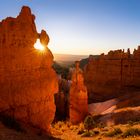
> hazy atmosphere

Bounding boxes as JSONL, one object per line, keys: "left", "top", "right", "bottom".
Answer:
{"left": 1, "top": 0, "right": 140, "bottom": 55}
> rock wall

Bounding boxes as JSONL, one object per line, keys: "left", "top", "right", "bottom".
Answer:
{"left": 0, "top": 6, "right": 58, "bottom": 131}
{"left": 69, "top": 61, "right": 88, "bottom": 124}
{"left": 84, "top": 48, "right": 140, "bottom": 103}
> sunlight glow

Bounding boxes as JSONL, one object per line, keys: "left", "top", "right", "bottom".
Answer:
{"left": 34, "top": 39, "right": 45, "bottom": 51}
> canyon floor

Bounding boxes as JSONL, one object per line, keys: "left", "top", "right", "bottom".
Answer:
{"left": 1, "top": 117, "right": 140, "bottom": 140}
{"left": 1, "top": 124, "right": 140, "bottom": 140}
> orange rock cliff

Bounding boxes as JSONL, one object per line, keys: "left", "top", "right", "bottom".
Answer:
{"left": 84, "top": 48, "right": 140, "bottom": 103}
{"left": 70, "top": 61, "right": 88, "bottom": 124}
{"left": 0, "top": 6, "right": 58, "bottom": 131}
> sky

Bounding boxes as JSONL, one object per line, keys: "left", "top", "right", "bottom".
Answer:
{"left": 0, "top": 0, "right": 140, "bottom": 55}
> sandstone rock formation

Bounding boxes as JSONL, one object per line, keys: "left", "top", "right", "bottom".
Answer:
{"left": 0, "top": 6, "right": 58, "bottom": 131}
{"left": 69, "top": 61, "right": 88, "bottom": 124}
{"left": 84, "top": 47, "right": 140, "bottom": 103}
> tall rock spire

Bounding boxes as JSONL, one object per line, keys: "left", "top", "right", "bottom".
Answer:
{"left": 69, "top": 61, "right": 88, "bottom": 124}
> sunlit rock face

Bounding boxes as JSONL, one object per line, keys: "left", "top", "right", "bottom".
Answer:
{"left": 69, "top": 61, "right": 88, "bottom": 124}
{"left": 0, "top": 6, "right": 58, "bottom": 131}
{"left": 84, "top": 48, "right": 140, "bottom": 103}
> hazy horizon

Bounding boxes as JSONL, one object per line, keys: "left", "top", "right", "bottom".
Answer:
{"left": 53, "top": 53, "right": 89, "bottom": 62}
{"left": 1, "top": 0, "right": 140, "bottom": 55}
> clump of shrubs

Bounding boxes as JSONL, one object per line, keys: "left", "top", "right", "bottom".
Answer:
{"left": 122, "top": 128, "right": 140, "bottom": 138}
{"left": 105, "top": 128, "right": 122, "bottom": 137}
{"left": 81, "top": 131, "right": 91, "bottom": 137}
{"left": 84, "top": 115, "right": 96, "bottom": 131}
{"left": 127, "top": 119, "right": 140, "bottom": 126}
{"left": 81, "top": 131, "right": 92, "bottom": 137}
{"left": 128, "top": 120, "right": 135, "bottom": 126}
{"left": 105, "top": 127, "right": 140, "bottom": 138}
{"left": 79, "top": 115, "right": 100, "bottom": 137}
{"left": 97, "top": 122, "right": 106, "bottom": 129}
{"left": 81, "top": 130, "right": 99, "bottom": 137}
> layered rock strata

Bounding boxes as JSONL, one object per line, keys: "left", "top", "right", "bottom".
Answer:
{"left": 84, "top": 48, "right": 140, "bottom": 102}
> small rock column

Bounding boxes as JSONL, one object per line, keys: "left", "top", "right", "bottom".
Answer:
{"left": 69, "top": 61, "right": 88, "bottom": 124}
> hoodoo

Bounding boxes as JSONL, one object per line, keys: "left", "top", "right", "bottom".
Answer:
{"left": 0, "top": 6, "right": 58, "bottom": 131}
{"left": 69, "top": 61, "right": 88, "bottom": 124}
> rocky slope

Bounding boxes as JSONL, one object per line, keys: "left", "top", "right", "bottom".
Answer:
{"left": 0, "top": 6, "right": 58, "bottom": 131}
{"left": 88, "top": 91, "right": 140, "bottom": 115}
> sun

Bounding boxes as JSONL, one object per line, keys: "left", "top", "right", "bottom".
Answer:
{"left": 34, "top": 39, "right": 45, "bottom": 51}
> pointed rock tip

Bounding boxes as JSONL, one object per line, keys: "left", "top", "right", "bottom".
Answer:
{"left": 19, "top": 6, "right": 32, "bottom": 17}
{"left": 21, "top": 6, "right": 31, "bottom": 13}
{"left": 19, "top": 6, "right": 35, "bottom": 20}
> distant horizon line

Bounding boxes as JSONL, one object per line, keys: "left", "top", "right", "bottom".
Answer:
{"left": 53, "top": 45, "right": 140, "bottom": 56}
{"left": 53, "top": 53, "right": 90, "bottom": 56}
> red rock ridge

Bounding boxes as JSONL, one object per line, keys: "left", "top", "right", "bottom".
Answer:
{"left": 84, "top": 47, "right": 140, "bottom": 103}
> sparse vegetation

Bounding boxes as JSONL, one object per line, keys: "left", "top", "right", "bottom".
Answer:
{"left": 97, "top": 122, "right": 106, "bottom": 129}
{"left": 81, "top": 130, "right": 99, "bottom": 137}
{"left": 128, "top": 120, "right": 135, "bottom": 126}
{"left": 122, "top": 128, "right": 140, "bottom": 138}
{"left": 53, "top": 121, "right": 79, "bottom": 132}
{"left": 81, "top": 131, "right": 91, "bottom": 137}
{"left": 127, "top": 119, "right": 140, "bottom": 126}
{"left": 77, "top": 129, "right": 85, "bottom": 135}
{"left": 51, "top": 119, "right": 140, "bottom": 139}
{"left": 105, "top": 128, "right": 122, "bottom": 137}
{"left": 77, "top": 123, "right": 85, "bottom": 134}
